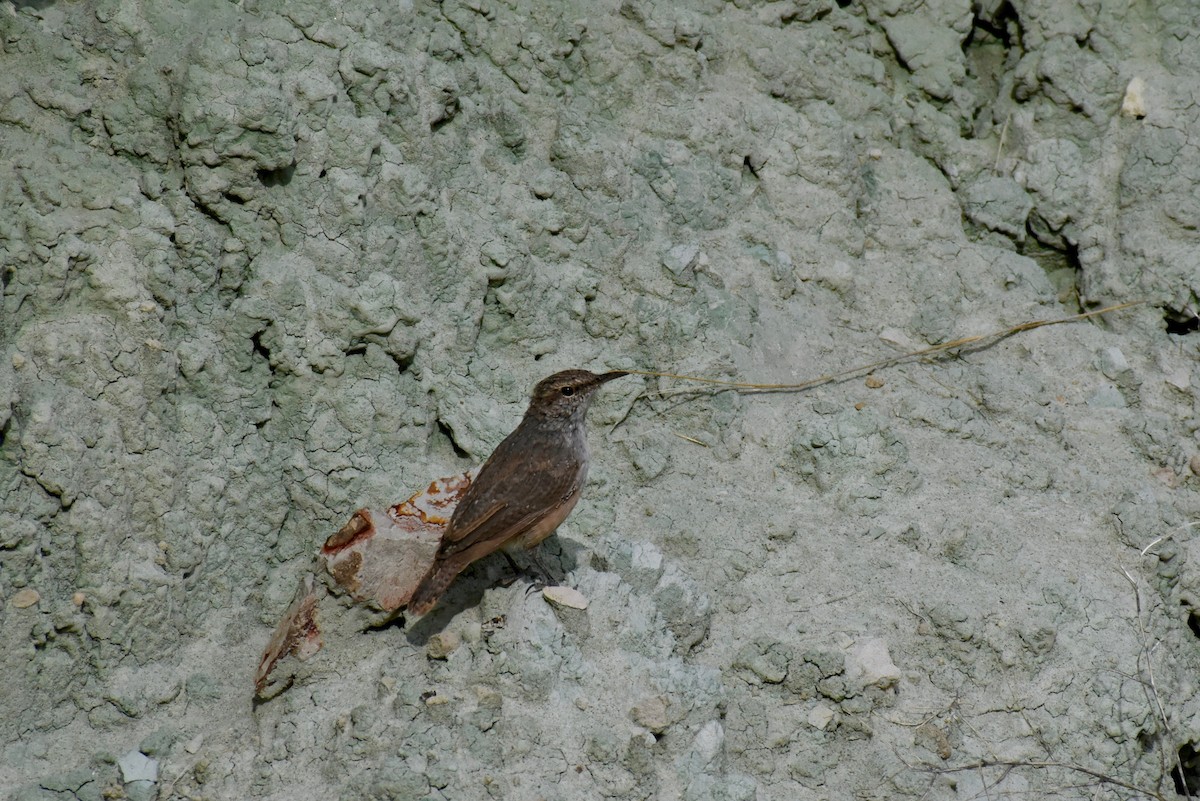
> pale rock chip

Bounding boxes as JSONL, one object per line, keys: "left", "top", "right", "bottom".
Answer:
{"left": 542, "top": 585, "right": 588, "bottom": 610}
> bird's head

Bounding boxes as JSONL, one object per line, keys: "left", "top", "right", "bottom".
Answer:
{"left": 526, "top": 369, "right": 629, "bottom": 421}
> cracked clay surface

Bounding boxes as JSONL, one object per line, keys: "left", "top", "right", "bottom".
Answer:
{"left": 2, "top": 0, "right": 1200, "bottom": 799}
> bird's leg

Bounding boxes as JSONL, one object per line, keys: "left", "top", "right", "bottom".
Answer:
{"left": 498, "top": 550, "right": 559, "bottom": 595}
{"left": 498, "top": 551, "right": 522, "bottom": 587}
{"left": 523, "top": 550, "right": 560, "bottom": 596}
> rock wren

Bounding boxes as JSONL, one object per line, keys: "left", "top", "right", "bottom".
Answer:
{"left": 408, "top": 369, "right": 629, "bottom": 615}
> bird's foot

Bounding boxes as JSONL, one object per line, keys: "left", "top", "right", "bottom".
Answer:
{"left": 525, "top": 551, "right": 558, "bottom": 593}
{"left": 500, "top": 550, "right": 557, "bottom": 595}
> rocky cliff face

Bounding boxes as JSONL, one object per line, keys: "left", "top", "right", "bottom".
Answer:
{"left": 2, "top": 0, "right": 1199, "bottom": 799}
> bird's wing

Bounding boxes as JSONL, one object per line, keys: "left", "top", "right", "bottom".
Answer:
{"left": 437, "top": 429, "right": 581, "bottom": 558}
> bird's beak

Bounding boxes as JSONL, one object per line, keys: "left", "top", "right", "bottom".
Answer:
{"left": 597, "top": 371, "right": 629, "bottom": 383}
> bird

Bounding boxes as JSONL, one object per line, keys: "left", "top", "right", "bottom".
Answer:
{"left": 407, "top": 369, "right": 629, "bottom": 615}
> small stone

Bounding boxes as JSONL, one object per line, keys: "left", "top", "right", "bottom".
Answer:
{"left": 542, "top": 585, "right": 588, "bottom": 610}
{"left": 630, "top": 696, "right": 670, "bottom": 734}
{"left": 426, "top": 631, "right": 462, "bottom": 660}
{"left": 1121, "top": 77, "right": 1147, "bottom": 118}
{"left": 689, "top": 720, "right": 724, "bottom": 764}
{"left": 865, "top": 375, "right": 884, "bottom": 389}
{"left": 844, "top": 638, "right": 901, "bottom": 690}
{"left": 12, "top": 588, "right": 39, "bottom": 608}
{"left": 11, "top": 353, "right": 25, "bottom": 369}
{"left": 808, "top": 704, "right": 835, "bottom": 730}
{"left": 664, "top": 243, "right": 699, "bottom": 272}
{"left": 184, "top": 735, "right": 203, "bottom": 754}
{"left": 1190, "top": 454, "right": 1200, "bottom": 477}
{"left": 1097, "top": 347, "right": 1130, "bottom": 380}
{"left": 118, "top": 750, "right": 158, "bottom": 783}
{"left": 72, "top": 592, "right": 86, "bottom": 606}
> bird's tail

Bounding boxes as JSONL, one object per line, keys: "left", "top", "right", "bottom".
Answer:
{"left": 408, "top": 557, "right": 466, "bottom": 615}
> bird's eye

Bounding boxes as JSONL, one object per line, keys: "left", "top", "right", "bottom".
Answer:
{"left": 560, "top": 386, "right": 574, "bottom": 396}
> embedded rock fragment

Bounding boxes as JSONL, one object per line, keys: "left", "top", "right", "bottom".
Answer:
{"left": 255, "top": 574, "right": 322, "bottom": 696}
{"left": 320, "top": 470, "right": 477, "bottom": 610}
{"left": 258, "top": 471, "right": 478, "bottom": 695}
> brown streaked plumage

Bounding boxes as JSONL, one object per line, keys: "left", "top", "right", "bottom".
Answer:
{"left": 408, "top": 369, "right": 628, "bottom": 615}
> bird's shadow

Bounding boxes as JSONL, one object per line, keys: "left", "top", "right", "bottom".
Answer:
{"left": 404, "top": 537, "right": 584, "bottom": 644}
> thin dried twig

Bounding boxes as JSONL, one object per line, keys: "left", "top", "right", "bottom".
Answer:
{"left": 919, "top": 758, "right": 1166, "bottom": 800}
{"left": 626, "top": 301, "right": 1144, "bottom": 395}
{"left": 994, "top": 113, "right": 1011, "bottom": 173}
{"left": 672, "top": 432, "right": 708, "bottom": 447}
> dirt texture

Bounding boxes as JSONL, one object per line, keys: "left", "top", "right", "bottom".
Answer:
{"left": 2, "top": 0, "right": 1200, "bottom": 799}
